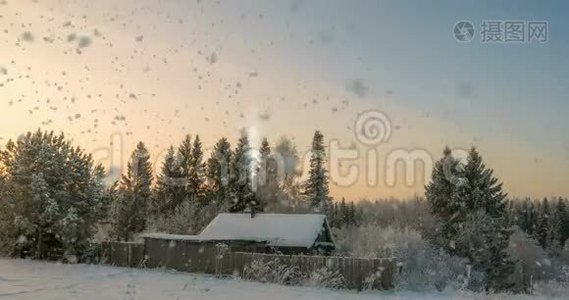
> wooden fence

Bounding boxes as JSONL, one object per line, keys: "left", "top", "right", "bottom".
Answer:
{"left": 100, "top": 241, "right": 145, "bottom": 268}
{"left": 100, "top": 240, "right": 397, "bottom": 290}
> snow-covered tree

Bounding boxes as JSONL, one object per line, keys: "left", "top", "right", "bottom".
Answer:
{"left": 557, "top": 197, "right": 569, "bottom": 247}
{"left": 206, "top": 137, "right": 233, "bottom": 210}
{"left": 229, "top": 130, "right": 257, "bottom": 213}
{"left": 0, "top": 130, "right": 106, "bottom": 259}
{"left": 272, "top": 136, "right": 303, "bottom": 211}
{"left": 188, "top": 135, "right": 206, "bottom": 204}
{"left": 425, "top": 147, "right": 464, "bottom": 244}
{"left": 425, "top": 147, "right": 514, "bottom": 291}
{"left": 256, "top": 138, "right": 279, "bottom": 211}
{"left": 303, "top": 131, "right": 331, "bottom": 212}
{"left": 110, "top": 142, "right": 153, "bottom": 241}
{"left": 516, "top": 199, "right": 537, "bottom": 236}
{"left": 153, "top": 146, "right": 185, "bottom": 214}
{"left": 178, "top": 134, "right": 192, "bottom": 180}
{"left": 534, "top": 198, "right": 551, "bottom": 249}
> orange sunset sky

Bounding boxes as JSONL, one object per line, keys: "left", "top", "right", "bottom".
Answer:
{"left": 1, "top": 0, "right": 568, "bottom": 200}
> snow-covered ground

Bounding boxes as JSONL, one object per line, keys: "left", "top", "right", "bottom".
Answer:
{"left": 0, "top": 258, "right": 563, "bottom": 300}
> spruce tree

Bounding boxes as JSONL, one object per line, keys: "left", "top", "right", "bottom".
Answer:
{"left": 110, "top": 142, "right": 153, "bottom": 241}
{"left": 188, "top": 135, "right": 206, "bottom": 204}
{"left": 178, "top": 134, "right": 192, "bottom": 182}
{"left": 303, "top": 130, "right": 331, "bottom": 212}
{"left": 527, "top": 200, "right": 537, "bottom": 236}
{"left": 229, "top": 130, "right": 257, "bottom": 213}
{"left": 462, "top": 148, "right": 508, "bottom": 216}
{"left": 206, "top": 137, "right": 233, "bottom": 210}
{"left": 547, "top": 199, "right": 562, "bottom": 253}
{"left": 154, "top": 146, "right": 185, "bottom": 214}
{"left": 256, "top": 138, "right": 279, "bottom": 211}
{"left": 349, "top": 201, "right": 358, "bottom": 226}
{"left": 558, "top": 197, "right": 569, "bottom": 246}
{"left": 425, "top": 146, "right": 463, "bottom": 244}
{"left": 534, "top": 197, "right": 550, "bottom": 248}
{"left": 426, "top": 146, "right": 514, "bottom": 291}
{"left": 0, "top": 130, "right": 106, "bottom": 258}
{"left": 339, "top": 198, "right": 348, "bottom": 227}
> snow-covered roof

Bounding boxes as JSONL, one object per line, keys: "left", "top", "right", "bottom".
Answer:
{"left": 139, "top": 233, "right": 201, "bottom": 241}
{"left": 198, "top": 213, "right": 330, "bottom": 248}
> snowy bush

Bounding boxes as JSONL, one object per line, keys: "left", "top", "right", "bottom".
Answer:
{"left": 508, "top": 227, "right": 568, "bottom": 292}
{"left": 532, "top": 280, "right": 569, "bottom": 298}
{"left": 242, "top": 258, "right": 306, "bottom": 286}
{"left": 242, "top": 258, "right": 345, "bottom": 289}
{"left": 305, "top": 267, "right": 345, "bottom": 289}
{"left": 334, "top": 225, "right": 477, "bottom": 291}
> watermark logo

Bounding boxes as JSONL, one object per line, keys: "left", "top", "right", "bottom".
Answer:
{"left": 453, "top": 20, "right": 475, "bottom": 42}
{"left": 354, "top": 110, "right": 392, "bottom": 146}
{"left": 454, "top": 20, "right": 548, "bottom": 44}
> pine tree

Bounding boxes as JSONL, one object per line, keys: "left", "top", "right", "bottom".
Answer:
{"left": 348, "top": 201, "right": 358, "bottom": 226}
{"left": 517, "top": 198, "right": 536, "bottom": 235}
{"left": 303, "top": 130, "right": 331, "bottom": 212}
{"left": 154, "top": 146, "right": 185, "bottom": 214}
{"left": 426, "top": 147, "right": 514, "bottom": 291}
{"left": 256, "top": 138, "right": 279, "bottom": 211}
{"left": 0, "top": 130, "right": 106, "bottom": 259}
{"left": 425, "top": 146, "right": 463, "bottom": 244}
{"left": 206, "top": 137, "right": 233, "bottom": 210}
{"left": 178, "top": 134, "right": 192, "bottom": 180}
{"left": 188, "top": 135, "right": 206, "bottom": 204}
{"left": 229, "top": 130, "right": 257, "bottom": 213}
{"left": 527, "top": 200, "right": 537, "bottom": 236}
{"left": 558, "top": 197, "right": 569, "bottom": 246}
{"left": 534, "top": 197, "right": 550, "bottom": 248}
{"left": 339, "top": 198, "right": 348, "bottom": 227}
{"left": 547, "top": 199, "right": 562, "bottom": 253}
{"left": 110, "top": 142, "right": 153, "bottom": 241}
{"left": 462, "top": 148, "right": 508, "bottom": 216}
{"left": 329, "top": 202, "right": 339, "bottom": 228}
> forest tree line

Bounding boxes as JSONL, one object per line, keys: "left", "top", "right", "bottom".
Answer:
{"left": 1, "top": 129, "right": 568, "bottom": 293}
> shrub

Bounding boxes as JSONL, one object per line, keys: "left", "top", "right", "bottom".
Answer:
{"left": 306, "top": 267, "right": 345, "bottom": 289}
{"left": 242, "top": 258, "right": 346, "bottom": 289}
{"left": 242, "top": 259, "right": 306, "bottom": 286}
{"left": 508, "top": 227, "right": 568, "bottom": 293}
{"left": 334, "top": 225, "right": 480, "bottom": 291}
